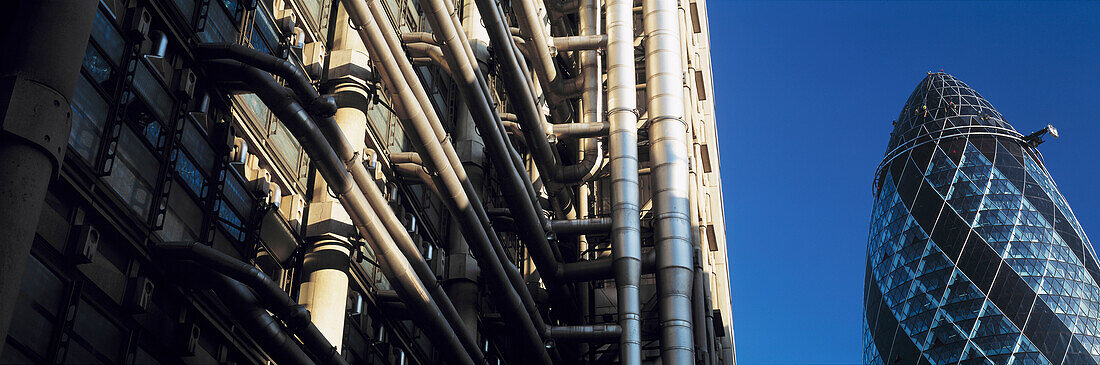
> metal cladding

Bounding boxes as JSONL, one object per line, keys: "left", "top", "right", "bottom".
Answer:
{"left": 865, "top": 73, "right": 1100, "bottom": 364}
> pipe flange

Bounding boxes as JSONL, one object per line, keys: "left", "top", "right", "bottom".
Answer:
{"left": 343, "top": 151, "right": 361, "bottom": 173}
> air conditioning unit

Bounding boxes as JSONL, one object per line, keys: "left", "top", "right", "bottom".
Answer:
{"left": 68, "top": 225, "right": 99, "bottom": 264}
{"left": 127, "top": 276, "right": 155, "bottom": 313}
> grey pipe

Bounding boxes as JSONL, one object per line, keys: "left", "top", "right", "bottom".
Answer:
{"left": 607, "top": 0, "right": 643, "bottom": 360}
{"left": 553, "top": 35, "right": 607, "bottom": 52}
{"left": 362, "top": 0, "right": 551, "bottom": 341}
{"left": 204, "top": 60, "right": 476, "bottom": 365}
{"left": 547, "top": 324, "right": 622, "bottom": 340}
{"left": 197, "top": 46, "right": 485, "bottom": 364}
{"left": 405, "top": 42, "right": 453, "bottom": 78}
{"left": 420, "top": 0, "right": 581, "bottom": 321}
{"left": 553, "top": 122, "right": 609, "bottom": 139}
{"left": 645, "top": 0, "right": 695, "bottom": 360}
{"left": 561, "top": 250, "right": 656, "bottom": 282}
{"left": 181, "top": 266, "right": 317, "bottom": 365}
{"left": 154, "top": 242, "right": 341, "bottom": 365}
{"left": 550, "top": 217, "right": 611, "bottom": 235}
{"left": 343, "top": 2, "right": 553, "bottom": 363}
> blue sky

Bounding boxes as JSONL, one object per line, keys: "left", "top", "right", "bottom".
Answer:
{"left": 711, "top": 1, "right": 1100, "bottom": 363}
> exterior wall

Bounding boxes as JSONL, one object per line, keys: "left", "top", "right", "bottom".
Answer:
{"left": 0, "top": 0, "right": 734, "bottom": 363}
{"left": 864, "top": 73, "right": 1100, "bottom": 364}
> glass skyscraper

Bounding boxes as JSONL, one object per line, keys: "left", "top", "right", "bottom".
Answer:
{"left": 864, "top": 73, "right": 1100, "bottom": 364}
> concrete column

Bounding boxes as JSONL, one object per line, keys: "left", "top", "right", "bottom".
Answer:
{"left": 0, "top": 0, "right": 97, "bottom": 346}
{"left": 298, "top": 82, "right": 373, "bottom": 350}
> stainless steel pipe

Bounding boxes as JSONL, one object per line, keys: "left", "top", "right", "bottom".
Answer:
{"left": 606, "top": 0, "right": 643, "bottom": 360}
{"left": 644, "top": 0, "right": 696, "bottom": 360}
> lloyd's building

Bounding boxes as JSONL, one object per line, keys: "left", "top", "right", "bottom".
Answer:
{"left": 865, "top": 72, "right": 1100, "bottom": 364}
{"left": 0, "top": 0, "right": 734, "bottom": 364}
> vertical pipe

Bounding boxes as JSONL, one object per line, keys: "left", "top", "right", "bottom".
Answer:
{"left": 0, "top": 0, "right": 96, "bottom": 345}
{"left": 606, "top": 0, "right": 642, "bottom": 361}
{"left": 644, "top": 0, "right": 695, "bottom": 361}
{"left": 343, "top": 2, "right": 552, "bottom": 363}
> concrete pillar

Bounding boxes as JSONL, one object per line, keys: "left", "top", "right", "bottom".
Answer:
{"left": 0, "top": 0, "right": 97, "bottom": 346}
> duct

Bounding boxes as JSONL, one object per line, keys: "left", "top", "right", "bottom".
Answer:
{"left": 550, "top": 217, "right": 611, "bottom": 236}
{"left": 154, "top": 242, "right": 341, "bottom": 365}
{"left": 545, "top": 0, "right": 581, "bottom": 18}
{"left": 547, "top": 324, "right": 622, "bottom": 340}
{"left": 195, "top": 44, "right": 337, "bottom": 117}
{"left": 420, "top": 0, "right": 582, "bottom": 317}
{"left": 343, "top": 2, "right": 553, "bottom": 363}
{"left": 405, "top": 42, "right": 453, "bottom": 78}
{"left": 198, "top": 48, "right": 485, "bottom": 365}
{"left": 645, "top": 0, "right": 695, "bottom": 360}
{"left": 175, "top": 265, "right": 316, "bottom": 365}
{"left": 203, "top": 60, "right": 478, "bottom": 365}
{"left": 693, "top": 247, "right": 711, "bottom": 363}
{"left": 561, "top": 250, "right": 656, "bottom": 281}
{"left": 606, "top": 0, "right": 643, "bottom": 360}
{"left": 553, "top": 122, "right": 609, "bottom": 139}
{"left": 553, "top": 35, "right": 607, "bottom": 52}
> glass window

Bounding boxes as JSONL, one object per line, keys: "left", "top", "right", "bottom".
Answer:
{"left": 223, "top": 169, "right": 252, "bottom": 219}
{"left": 104, "top": 128, "right": 160, "bottom": 219}
{"left": 181, "top": 119, "right": 216, "bottom": 173}
{"left": 174, "top": 151, "right": 207, "bottom": 198}
{"left": 82, "top": 45, "right": 116, "bottom": 88}
{"left": 70, "top": 75, "right": 109, "bottom": 162}
{"left": 91, "top": 9, "right": 125, "bottom": 65}
{"left": 159, "top": 183, "right": 204, "bottom": 242}
{"left": 217, "top": 200, "right": 246, "bottom": 241}
{"left": 172, "top": 0, "right": 198, "bottom": 25}
{"left": 250, "top": 8, "right": 280, "bottom": 56}
{"left": 268, "top": 120, "right": 304, "bottom": 171}
{"left": 199, "top": 0, "right": 241, "bottom": 43}
{"left": 72, "top": 300, "right": 124, "bottom": 363}
{"left": 133, "top": 62, "right": 175, "bottom": 124}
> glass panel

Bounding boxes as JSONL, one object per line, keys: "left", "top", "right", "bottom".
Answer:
{"left": 174, "top": 151, "right": 207, "bottom": 198}
{"left": 82, "top": 45, "right": 115, "bottom": 88}
{"left": 198, "top": 0, "right": 240, "bottom": 43}
{"left": 172, "top": 0, "right": 197, "bottom": 24}
{"left": 105, "top": 128, "right": 160, "bottom": 219}
{"left": 268, "top": 120, "right": 303, "bottom": 170}
{"left": 217, "top": 200, "right": 246, "bottom": 241}
{"left": 222, "top": 170, "right": 252, "bottom": 219}
{"left": 91, "top": 8, "right": 125, "bottom": 64}
{"left": 70, "top": 75, "right": 109, "bottom": 162}
{"left": 132, "top": 62, "right": 175, "bottom": 123}
{"left": 250, "top": 8, "right": 279, "bottom": 55}
{"left": 158, "top": 183, "right": 204, "bottom": 242}
{"left": 180, "top": 120, "right": 215, "bottom": 174}
{"left": 72, "top": 300, "right": 124, "bottom": 362}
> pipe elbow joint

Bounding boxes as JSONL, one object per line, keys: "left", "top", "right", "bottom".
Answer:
{"left": 309, "top": 94, "right": 338, "bottom": 117}
{"left": 282, "top": 304, "right": 313, "bottom": 330}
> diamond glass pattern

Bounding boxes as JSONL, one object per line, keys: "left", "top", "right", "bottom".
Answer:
{"left": 865, "top": 73, "right": 1100, "bottom": 364}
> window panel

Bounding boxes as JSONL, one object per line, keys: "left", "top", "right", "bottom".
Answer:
{"left": 70, "top": 75, "right": 109, "bottom": 162}
{"left": 133, "top": 62, "right": 175, "bottom": 124}
{"left": 105, "top": 128, "right": 160, "bottom": 219}
{"left": 91, "top": 8, "right": 125, "bottom": 65}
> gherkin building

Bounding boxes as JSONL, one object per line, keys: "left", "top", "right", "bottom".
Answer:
{"left": 864, "top": 72, "right": 1100, "bottom": 364}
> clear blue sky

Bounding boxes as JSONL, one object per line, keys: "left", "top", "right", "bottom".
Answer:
{"left": 712, "top": 2, "right": 1100, "bottom": 363}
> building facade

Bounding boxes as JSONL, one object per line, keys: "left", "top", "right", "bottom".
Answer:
{"left": 864, "top": 73, "right": 1100, "bottom": 364}
{"left": 0, "top": 0, "right": 733, "bottom": 364}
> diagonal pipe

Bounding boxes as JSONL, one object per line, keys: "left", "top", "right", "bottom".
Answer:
{"left": 203, "top": 60, "right": 477, "bottom": 365}
{"left": 195, "top": 45, "right": 486, "bottom": 364}
{"left": 343, "top": 2, "right": 553, "bottom": 363}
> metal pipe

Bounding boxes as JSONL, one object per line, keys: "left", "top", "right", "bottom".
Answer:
{"left": 204, "top": 60, "right": 476, "bottom": 365}
{"left": 421, "top": 0, "right": 580, "bottom": 319}
{"left": 185, "top": 267, "right": 317, "bottom": 365}
{"left": 553, "top": 35, "right": 607, "bottom": 52}
{"left": 154, "top": 242, "right": 343, "bottom": 365}
{"left": 198, "top": 46, "right": 485, "bottom": 364}
{"left": 547, "top": 324, "right": 622, "bottom": 340}
{"left": 551, "top": 217, "right": 611, "bottom": 235}
{"left": 405, "top": 42, "right": 453, "bottom": 78}
{"left": 363, "top": 1, "right": 552, "bottom": 341}
{"left": 645, "top": 0, "right": 695, "bottom": 360}
{"left": 0, "top": 0, "right": 96, "bottom": 344}
{"left": 561, "top": 250, "right": 656, "bottom": 281}
{"left": 552, "top": 122, "right": 609, "bottom": 139}
{"left": 606, "top": 0, "right": 643, "bottom": 360}
{"left": 343, "top": 2, "right": 553, "bottom": 363}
